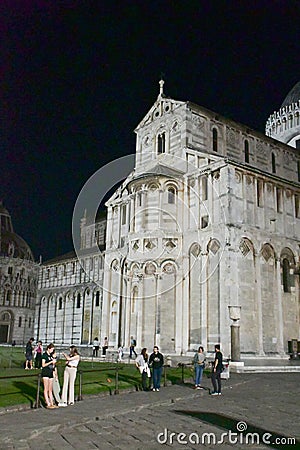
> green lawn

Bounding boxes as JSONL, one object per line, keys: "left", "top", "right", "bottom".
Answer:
{"left": 0, "top": 347, "right": 195, "bottom": 408}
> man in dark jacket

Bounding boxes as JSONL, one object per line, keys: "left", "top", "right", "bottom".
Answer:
{"left": 211, "top": 344, "right": 223, "bottom": 395}
{"left": 149, "top": 346, "right": 164, "bottom": 391}
{"left": 25, "top": 337, "right": 34, "bottom": 369}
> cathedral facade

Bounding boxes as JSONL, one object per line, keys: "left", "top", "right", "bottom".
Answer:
{"left": 36, "top": 81, "right": 300, "bottom": 358}
{"left": 0, "top": 203, "right": 39, "bottom": 343}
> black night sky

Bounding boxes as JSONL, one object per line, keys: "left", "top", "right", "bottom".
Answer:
{"left": 1, "top": 1, "right": 300, "bottom": 261}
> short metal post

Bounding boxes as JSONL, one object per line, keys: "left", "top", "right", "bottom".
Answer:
{"left": 115, "top": 367, "right": 119, "bottom": 394}
{"left": 35, "top": 373, "right": 41, "bottom": 408}
{"left": 163, "top": 365, "right": 167, "bottom": 387}
{"left": 77, "top": 370, "right": 83, "bottom": 401}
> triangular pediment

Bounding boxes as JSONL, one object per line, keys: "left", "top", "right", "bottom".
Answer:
{"left": 135, "top": 81, "right": 186, "bottom": 131}
{"left": 144, "top": 162, "right": 184, "bottom": 177}
{"left": 133, "top": 162, "right": 185, "bottom": 181}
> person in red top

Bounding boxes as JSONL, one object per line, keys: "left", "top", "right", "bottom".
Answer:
{"left": 34, "top": 340, "right": 43, "bottom": 369}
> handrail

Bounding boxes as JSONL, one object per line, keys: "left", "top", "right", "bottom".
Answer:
{"left": 76, "top": 366, "right": 123, "bottom": 374}
{"left": 0, "top": 363, "right": 196, "bottom": 409}
{"left": 77, "top": 366, "right": 124, "bottom": 400}
{"left": 0, "top": 373, "right": 41, "bottom": 380}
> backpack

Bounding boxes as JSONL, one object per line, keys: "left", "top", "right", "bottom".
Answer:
{"left": 193, "top": 353, "right": 198, "bottom": 364}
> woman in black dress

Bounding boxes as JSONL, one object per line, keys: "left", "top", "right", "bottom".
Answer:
{"left": 41, "top": 343, "right": 58, "bottom": 409}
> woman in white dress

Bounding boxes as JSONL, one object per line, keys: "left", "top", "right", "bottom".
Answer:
{"left": 59, "top": 346, "right": 80, "bottom": 406}
{"left": 135, "top": 347, "right": 151, "bottom": 391}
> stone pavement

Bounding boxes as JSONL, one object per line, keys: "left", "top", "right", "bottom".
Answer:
{"left": 0, "top": 373, "right": 299, "bottom": 450}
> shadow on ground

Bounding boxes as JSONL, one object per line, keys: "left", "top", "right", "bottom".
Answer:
{"left": 174, "top": 410, "right": 299, "bottom": 449}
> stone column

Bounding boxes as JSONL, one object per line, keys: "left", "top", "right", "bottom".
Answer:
{"left": 136, "top": 275, "right": 144, "bottom": 349}
{"left": 228, "top": 306, "right": 241, "bottom": 362}
{"left": 117, "top": 205, "right": 121, "bottom": 247}
{"left": 155, "top": 274, "right": 161, "bottom": 349}
{"left": 129, "top": 195, "right": 135, "bottom": 233}
{"left": 254, "top": 252, "right": 265, "bottom": 356}
{"left": 275, "top": 257, "right": 285, "bottom": 355}
{"left": 230, "top": 322, "right": 240, "bottom": 361}
{"left": 201, "top": 251, "right": 208, "bottom": 350}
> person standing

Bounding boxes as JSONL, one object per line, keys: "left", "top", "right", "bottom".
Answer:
{"left": 135, "top": 348, "right": 151, "bottom": 391}
{"left": 34, "top": 340, "right": 43, "bottom": 369}
{"left": 59, "top": 346, "right": 80, "bottom": 406}
{"left": 25, "top": 337, "right": 34, "bottom": 369}
{"left": 211, "top": 344, "right": 223, "bottom": 396}
{"left": 193, "top": 346, "right": 205, "bottom": 389}
{"left": 52, "top": 351, "right": 62, "bottom": 406}
{"left": 41, "top": 343, "right": 58, "bottom": 409}
{"left": 102, "top": 337, "right": 108, "bottom": 356}
{"left": 93, "top": 337, "right": 99, "bottom": 357}
{"left": 117, "top": 345, "right": 124, "bottom": 362}
{"left": 149, "top": 346, "right": 164, "bottom": 391}
{"left": 129, "top": 336, "right": 137, "bottom": 358}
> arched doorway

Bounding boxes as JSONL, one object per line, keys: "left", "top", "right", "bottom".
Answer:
{"left": 0, "top": 311, "right": 12, "bottom": 343}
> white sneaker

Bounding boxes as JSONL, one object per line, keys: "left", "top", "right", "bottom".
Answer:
{"left": 58, "top": 402, "right": 68, "bottom": 407}
{"left": 156, "top": 389, "right": 159, "bottom": 392}
{"left": 211, "top": 392, "right": 218, "bottom": 396}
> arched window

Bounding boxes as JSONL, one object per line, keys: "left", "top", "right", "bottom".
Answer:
{"left": 121, "top": 204, "right": 127, "bottom": 225}
{"left": 157, "top": 132, "right": 166, "bottom": 154}
{"left": 282, "top": 258, "right": 290, "bottom": 293}
{"left": 58, "top": 297, "right": 63, "bottom": 310}
{"left": 295, "top": 194, "right": 300, "bottom": 219}
{"left": 5, "top": 291, "right": 11, "bottom": 305}
{"left": 212, "top": 128, "right": 218, "bottom": 152}
{"left": 132, "top": 286, "right": 138, "bottom": 313}
{"left": 201, "top": 176, "right": 208, "bottom": 201}
{"left": 276, "top": 187, "right": 282, "bottom": 213}
{"left": 244, "top": 140, "right": 249, "bottom": 163}
{"left": 167, "top": 186, "right": 176, "bottom": 204}
{"left": 111, "top": 301, "right": 118, "bottom": 336}
{"left": 1, "top": 312, "right": 10, "bottom": 321}
{"left": 95, "top": 291, "right": 100, "bottom": 307}
{"left": 137, "top": 192, "right": 142, "bottom": 207}
{"left": 18, "top": 316, "right": 22, "bottom": 327}
{"left": 272, "top": 153, "right": 276, "bottom": 174}
{"left": 76, "top": 293, "right": 81, "bottom": 308}
{"left": 257, "top": 179, "right": 263, "bottom": 207}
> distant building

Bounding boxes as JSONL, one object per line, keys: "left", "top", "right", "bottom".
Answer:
{"left": 35, "top": 215, "right": 106, "bottom": 345}
{"left": 266, "top": 80, "right": 300, "bottom": 147}
{"left": 36, "top": 81, "right": 300, "bottom": 357}
{"left": 0, "top": 203, "right": 39, "bottom": 343}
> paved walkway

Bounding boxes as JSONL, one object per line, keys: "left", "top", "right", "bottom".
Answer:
{"left": 0, "top": 373, "right": 299, "bottom": 449}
